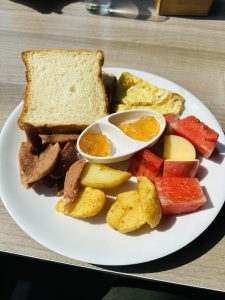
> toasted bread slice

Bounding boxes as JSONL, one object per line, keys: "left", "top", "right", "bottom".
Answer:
{"left": 18, "top": 49, "right": 108, "bottom": 133}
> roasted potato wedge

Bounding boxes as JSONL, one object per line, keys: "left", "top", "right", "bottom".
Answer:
{"left": 137, "top": 176, "right": 162, "bottom": 228}
{"left": 106, "top": 190, "right": 146, "bottom": 233}
{"left": 80, "top": 162, "right": 131, "bottom": 189}
{"left": 56, "top": 186, "right": 106, "bottom": 218}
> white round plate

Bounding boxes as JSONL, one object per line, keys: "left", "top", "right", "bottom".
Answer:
{"left": 0, "top": 68, "right": 225, "bottom": 266}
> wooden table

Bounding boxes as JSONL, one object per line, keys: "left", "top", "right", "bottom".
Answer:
{"left": 0, "top": 0, "right": 225, "bottom": 294}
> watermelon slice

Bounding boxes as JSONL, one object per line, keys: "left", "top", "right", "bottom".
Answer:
{"left": 128, "top": 149, "right": 164, "bottom": 180}
{"left": 164, "top": 114, "right": 179, "bottom": 123}
{"left": 170, "top": 115, "right": 219, "bottom": 158}
{"left": 154, "top": 177, "right": 207, "bottom": 215}
{"left": 164, "top": 114, "right": 179, "bottom": 135}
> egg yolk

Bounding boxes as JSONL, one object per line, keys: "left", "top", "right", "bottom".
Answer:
{"left": 118, "top": 116, "right": 160, "bottom": 142}
{"left": 79, "top": 132, "right": 111, "bottom": 157}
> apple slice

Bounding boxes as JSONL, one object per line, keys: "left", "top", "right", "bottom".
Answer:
{"left": 163, "top": 159, "right": 199, "bottom": 178}
{"left": 163, "top": 135, "right": 196, "bottom": 160}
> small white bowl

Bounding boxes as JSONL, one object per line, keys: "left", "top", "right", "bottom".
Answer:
{"left": 77, "top": 109, "right": 166, "bottom": 164}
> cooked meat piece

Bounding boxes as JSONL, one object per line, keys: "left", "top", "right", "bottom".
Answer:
{"left": 63, "top": 159, "right": 86, "bottom": 210}
{"left": 102, "top": 72, "right": 117, "bottom": 110}
{"left": 56, "top": 176, "right": 65, "bottom": 197}
{"left": 40, "top": 133, "right": 79, "bottom": 144}
{"left": 24, "top": 122, "right": 42, "bottom": 154}
{"left": 19, "top": 142, "right": 35, "bottom": 187}
{"left": 41, "top": 175, "right": 56, "bottom": 188}
{"left": 19, "top": 142, "right": 60, "bottom": 188}
{"left": 56, "top": 188, "right": 64, "bottom": 197}
{"left": 23, "top": 181, "right": 35, "bottom": 189}
{"left": 50, "top": 141, "right": 78, "bottom": 179}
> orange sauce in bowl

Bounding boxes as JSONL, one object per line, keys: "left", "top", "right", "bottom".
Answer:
{"left": 118, "top": 116, "right": 160, "bottom": 142}
{"left": 79, "top": 132, "right": 111, "bottom": 157}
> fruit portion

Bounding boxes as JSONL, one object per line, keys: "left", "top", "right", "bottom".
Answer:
{"left": 137, "top": 176, "right": 162, "bottom": 228}
{"left": 154, "top": 177, "right": 207, "bottom": 215}
{"left": 163, "top": 135, "right": 196, "bottom": 160}
{"left": 163, "top": 159, "right": 199, "bottom": 178}
{"left": 164, "top": 114, "right": 179, "bottom": 123}
{"left": 164, "top": 114, "right": 179, "bottom": 135}
{"left": 128, "top": 149, "right": 164, "bottom": 180}
{"left": 152, "top": 114, "right": 179, "bottom": 150}
{"left": 170, "top": 115, "right": 219, "bottom": 158}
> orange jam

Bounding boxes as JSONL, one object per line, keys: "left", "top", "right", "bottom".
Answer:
{"left": 79, "top": 132, "right": 111, "bottom": 157}
{"left": 118, "top": 116, "right": 160, "bottom": 142}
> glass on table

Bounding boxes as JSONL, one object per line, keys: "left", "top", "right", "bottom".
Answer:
{"left": 85, "top": 0, "right": 112, "bottom": 15}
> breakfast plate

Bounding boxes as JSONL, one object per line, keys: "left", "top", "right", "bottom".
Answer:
{"left": 0, "top": 67, "right": 225, "bottom": 266}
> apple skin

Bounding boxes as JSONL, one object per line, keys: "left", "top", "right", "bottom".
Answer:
{"left": 163, "top": 159, "right": 199, "bottom": 178}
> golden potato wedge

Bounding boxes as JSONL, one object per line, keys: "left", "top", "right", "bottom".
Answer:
{"left": 137, "top": 176, "right": 162, "bottom": 228}
{"left": 56, "top": 186, "right": 106, "bottom": 218}
{"left": 106, "top": 190, "right": 146, "bottom": 233}
{"left": 80, "top": 162, "right": 131, "bottom": 189}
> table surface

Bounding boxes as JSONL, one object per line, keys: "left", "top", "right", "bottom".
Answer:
{"left": 0, "top": 0, "right": 225, "bottom": 293}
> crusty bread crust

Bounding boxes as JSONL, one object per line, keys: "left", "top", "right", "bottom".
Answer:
{"left": 102, "top": 72, "right": 117, "bottom": 111}
{"left": 17, "top": 48, "right": 108, "bottom": 133}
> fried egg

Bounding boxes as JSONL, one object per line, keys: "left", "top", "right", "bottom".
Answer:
{"left": 112, "top": 72, "right": 185, "bottom": 115}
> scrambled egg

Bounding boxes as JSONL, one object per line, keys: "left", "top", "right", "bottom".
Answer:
{"left": 112, "top": 72, "right": 185, "bottom": 115}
